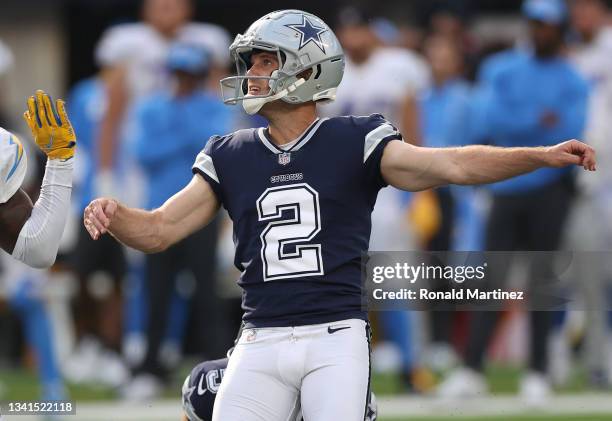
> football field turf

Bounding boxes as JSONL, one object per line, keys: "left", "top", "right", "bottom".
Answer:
{"left": 2, "top": 367, "right": 612, "bottom": 420}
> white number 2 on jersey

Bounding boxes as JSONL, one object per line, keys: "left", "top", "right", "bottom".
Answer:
{"left": 256, "top": 183, "right": 324, "bottom": 281}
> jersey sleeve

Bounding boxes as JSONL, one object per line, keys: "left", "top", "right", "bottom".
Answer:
{"left": 360, "top": 114, "right": 403, "bottom": 191}
{"left": 192, "top": 136, "right": 224, "bottom": 204}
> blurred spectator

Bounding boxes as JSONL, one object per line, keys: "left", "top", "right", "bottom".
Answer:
{"left": 2, "top": 257, "right": 67, "bottom": 402}
{"left": 66, "top": 75, "right": 130, "bottom": 388}
{"left": 418, "top": 34, "right": 471, "bottom": 371}
{"left": 329, "top": 7, "right": 429, "bottom": 139}
{"left": 397, "top": 24, "right": 427, "bottom": 52}
{"left": 94, "top": 0, "right": 230, "bottom": 203}
{"left": 430, "top": 10, "right": 474, "bottom": 52}
{"left": 124, "top": 42, "right": 232, "bottom": 400}
{"left": 0, "top": 40, "right": 66, "bottom": 403}
{"left": 65, "top": 0, "right": 231, "bottom": 389}
{"left": 323, "top": 6, "right": 431, "bottom": 392}
{"left": 437, "top": 0, "right": 589, "bottom": 404}
{"left": 566, "top": 0, "right": 612, "bottom": 386}
{"left": 0, "top": 39, "right": 13, "bottom": 126}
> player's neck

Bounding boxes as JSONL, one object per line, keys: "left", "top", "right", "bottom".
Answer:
{"left": 264, "top": 104, "right": 318, "bottom": 147}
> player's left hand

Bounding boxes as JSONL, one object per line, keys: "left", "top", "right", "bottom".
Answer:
{"left": 23, "top": 90, "right": 77, "bottom": 160}
{"left": 545, "top": 139, "right": 596, "bottom": 171}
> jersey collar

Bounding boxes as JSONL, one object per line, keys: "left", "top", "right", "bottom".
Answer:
{"left": 257, "top": 117, "right": 328, "bottom": 154}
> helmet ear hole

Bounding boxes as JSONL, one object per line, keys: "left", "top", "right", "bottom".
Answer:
{"left": 296, "top": 68, "right": 313, "bottom": 80}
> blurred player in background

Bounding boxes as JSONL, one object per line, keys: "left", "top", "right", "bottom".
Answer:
{"left": 67, "top": 0, "right": 231, "bottom": 388}
{"left": 323, "top": 6, "right": 430, "bottom": 391}
{"left": 95, "top": 0, "right": 230, "bottom": 195}
{"left": 84, "top": 9, "right": 595, "bottom": 421}
{"left": 566, "top": 0, "right": 612, "bottom": 387}
{"left": 417, "top": 33, "right": 472, "bottom": 373}
{"left": 0, "top": 39, "right": 14, "bottom": 127}
{"left": 66, "top": 69, "right": 132, "bottom": 388}
{"left": 127, "top": 42, "right": 233, "bottom": 400}
{"left": 437, "top": 0, "right": 589, "bottom": 404}
{"left": 1, "top": 89, "right": 77, "bottom": 402}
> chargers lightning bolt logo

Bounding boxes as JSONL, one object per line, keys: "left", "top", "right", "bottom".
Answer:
{"left": 6, "top": 135, "right": 24, "bottom": 181}
{"left": 285, "top": 15, "right": 328, "bottom": 53}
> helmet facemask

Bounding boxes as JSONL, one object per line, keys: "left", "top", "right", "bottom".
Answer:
{"left": 220, "top": 10, "right": 345, "bottom": 115}
{"left": 221, "top": 43, "right": 309, "bottom": 115}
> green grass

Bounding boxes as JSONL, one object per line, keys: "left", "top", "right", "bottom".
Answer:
{"left": 0, "top": 360, "right": 195, "bottom": 401}
{"left": 371, "top": 364, "right": 589, "bottom": 396}
{"left": 0, "top": 363, "right": 595, "bottom": 400}
{"left": 1, "top": 363, "right": 609, "bottom": 421}
{"left": 0, "top": 369, "right": 114, "bottom": 401}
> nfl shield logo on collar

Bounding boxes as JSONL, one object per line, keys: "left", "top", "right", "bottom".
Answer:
{"left": 278, "top": 152, "right": 291, "bottom": 166}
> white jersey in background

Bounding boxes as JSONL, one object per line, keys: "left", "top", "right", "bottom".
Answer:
{"left": 567, "top": 26, "right": 612, "bottom": 381}
{"left": 96, "top": 22, "right": 231, "bottom": 98}
{"left": 94, "top": 22, "right": 231, "bottom": 206}
{"left": 570, "top": 27, "right": 612, "bottom": 196}
{"left": 324, "top": 47, "right": 430, "bottom": 124}
{"left": 0, "top": 39, "right": 14, "bottom": 76}
{"left": 322, "top": 47, "right": 430, "bottom": 251}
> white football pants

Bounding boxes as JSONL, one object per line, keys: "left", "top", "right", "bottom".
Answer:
{"left": 212, "top": 318, "right": 370, "bottom": 421}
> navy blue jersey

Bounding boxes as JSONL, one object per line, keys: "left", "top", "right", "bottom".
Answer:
{"left": 192, "top": 114, "right": 402, "bottom": 327}
{"left": 182, "top": 358, "right": 228, "bottom": 421}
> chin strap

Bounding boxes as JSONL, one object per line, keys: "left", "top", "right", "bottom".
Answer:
{"left": 242, "top": 78, "right": 306, "bottom": 115}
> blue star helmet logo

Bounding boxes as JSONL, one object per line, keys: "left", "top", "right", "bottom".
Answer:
{"left": 285, "top": 15, "right": 328, "bottom": 53}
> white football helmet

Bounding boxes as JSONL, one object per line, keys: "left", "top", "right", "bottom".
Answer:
{"left": 0, "top": 127, "right": 27, "bottom": 204}
{"left": 220, "top": 9, "right": 345, "bottom": 115}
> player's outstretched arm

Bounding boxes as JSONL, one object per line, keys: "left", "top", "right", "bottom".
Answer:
{"left": 9, "top": 90, "right": 77, "bottom": 268}
{"left": 84, "top": 175, "right": 220, "bottom": 253}
{"left": 381, "top": 139, "right": 596, "bottom": 192}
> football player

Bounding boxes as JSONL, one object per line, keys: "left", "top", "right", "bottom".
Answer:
{"left": 180, "top": 356, "right": 378, "bottom": 421}
{"left": 1, "top": 90, "right": 76, "bottom": 268}
{"left": 84, "top": 10, "right": 595, "bottom": 421}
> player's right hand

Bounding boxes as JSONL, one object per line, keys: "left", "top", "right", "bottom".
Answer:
{"left": 23, "top": 90, "right": 77, "bottom": 160}
{"left": 84, "top": 198, "right": 118, "bottom": 240}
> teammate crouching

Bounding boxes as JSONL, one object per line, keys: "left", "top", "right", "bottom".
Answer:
{"left": 180, "top": 355, "right": 378, "bottom": 421}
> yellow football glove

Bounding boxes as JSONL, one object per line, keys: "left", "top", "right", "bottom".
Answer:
{"left": 23, "top": 90, "right": 76, "bottom": 160}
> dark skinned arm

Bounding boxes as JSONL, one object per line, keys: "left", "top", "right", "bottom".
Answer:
{"left": 0, "top": 188, "right": 33, "bottom": 253}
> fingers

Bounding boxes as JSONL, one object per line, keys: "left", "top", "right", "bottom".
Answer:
{"left": 104, "top": 199, "right": 118, "bottom": 219}
{"left": 84, "top": 200, "right": 111, "bottom": 240}
{"left": 56, "top": 99, "right": 71, "bottom": 128}
{"left": 22, "top": 111, "right": 35, "bottom": 132}
{"left": 84, "top": 217, "right": 100, "bottom": 240}
{"left": 570, "top": 140, "right": 596, "bottom": 171}
{"left": 582, "top": 147, "right": 596, "bottom": 171}
{"left": 42, "top": 93, "right": 59, "bottom": 127}
{"left": 93, "top": 202, "right": 111, "bottom": 229}
{"left": 35, "top": 90, "right": 52, "bottom": 127}
{"left": 27, "top": 95, "right": 41, "bottom": 128}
